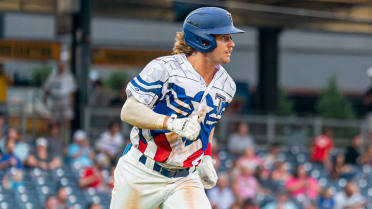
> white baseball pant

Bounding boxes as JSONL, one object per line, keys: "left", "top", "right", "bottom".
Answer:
{"left": 109, "top": 147, "right": 212, "bottom": 209}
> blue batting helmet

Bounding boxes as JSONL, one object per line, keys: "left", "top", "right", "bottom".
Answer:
{"left": 183, "top": 7, "right": 244, "bottom": 53}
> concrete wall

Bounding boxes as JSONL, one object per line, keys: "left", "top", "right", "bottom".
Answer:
{"left": 280, "top": 31, "right": 372, "bottom": 92}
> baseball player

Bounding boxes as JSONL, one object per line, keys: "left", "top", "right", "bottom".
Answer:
{"left": 110, "top": 7, "right": 244, "bottom": 209}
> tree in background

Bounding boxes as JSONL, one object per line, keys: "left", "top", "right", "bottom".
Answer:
{"left": 105, "top": 71, "right": 129, "bottom": 107}
{"left": 105, "top": 71, "right": 129, "bottom": 91}
{"left": 316, "top": 75, "right": 355, "bottom": 119}
{"left": 30, "top": 66, "right": 53, "bottom": 86}
{"left": 277, "top": 87, "right": 294, "bottom": 116}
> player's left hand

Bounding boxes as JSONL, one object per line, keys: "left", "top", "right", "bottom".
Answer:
{"left": 198, "top": 155, "right": 218, "bottom": 189}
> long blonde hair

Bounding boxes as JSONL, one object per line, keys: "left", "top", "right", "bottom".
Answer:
{"left": 171, "top": 32, "right": 195, "bottom": 56}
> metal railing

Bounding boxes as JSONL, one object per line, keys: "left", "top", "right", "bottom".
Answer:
{"left": 84, "top": 107, "right": 368, "bottom": 148}
{"left": 1, "top": 99, "right": 367, "bottom": 148}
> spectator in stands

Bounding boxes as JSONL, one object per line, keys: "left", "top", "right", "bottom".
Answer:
{"left": 263, "top": 143, "right": 280, "bottom": 169}
{"left": 67, "top": 130, "right": 94, "bottom": 169}
{"left": 0, "top": 64, "right": 13, "bottom": 118}
{"left": 207, "top": 173, "right": 235, "bottom": 209}
{"left": 271, "top": 162, "right": 291, "bottom": 182}
{"left": 78, "top": 152, "right": 111, "bottom": 192}
{"left": 310, "top": 128, "right": 333, "bottom": 169}
{"left": 228, "top": 122, "right": 255, "bottom": 156}
{"left": 254, "top": 165, "right": 272, "bottom": 194}
{"left": 285, "top": 165, "right": 320, "bottom": 200}
{"left": 14, "top": 132, "right": 30, "bottom": 163}
{"left": 0, "top": 138, "right": 24, "bottom": 190}
{"left": 86, "top": 202, "right": 103, "bottom": 209}
{"left": 108, "top": 166, "right": 114, "bottom": 189}
{"left": 270, "top": 162, "right": 291, "bottom": 191}
{"left": 0, "top": 113, "right": 7, "bottom": 137}
{"left": 232, "top": 164, "right": 259, "bottom": 203}
{"left": 2, "top": 166, "right": 23, "bottom": 190}
{"left": 2, "top": 127, "right": 30, "bottom": 163}
{"left": 0, "top": 127, "right": 18, "bottom": 154}
{"left": 56, "top": 187, "right": 69, "bottom": 209}
{"left": 89, "top": 79, "right": 112, "bottom": 107}
{"left": 330, "top": 154, "right": 354, "bottom": 180}
{"left": 262, "top": 190, "right": 296, "bottom": 209}
{"left": 304, "top": 201, "right": 317, "bottom": 209}
{"left": 0, "top": 138, "right": 23, "bottom": 170}
{"left": 230, "top": 201, "right": 242, "bottom": 209}
{"left": 46, "top": 122, "right": 64, "bottom": 161}
{"left": 241, "top": 199, "right": 260, "bottom": 209}
{"left": 237, "top": 147, "right": 263, "bottom": 172}
{"left": 210, "top": 137, "right": 221, "bottom": 171}
{"left": 334, "top": 181, "right": 367, "bottom": 209}
{"left": 26, "top": 137, "right": 61, "bottom": 170}
{"left": 345, "top": 135, "right": 363, "bottom": 165}
{"left": 43, "top": 56, "right": 77, "bottom": 140}
{"left": 360, "top": 144, "right": 372, "bottom": 165}
{"left": 318, "top": 187, "right": 335, "bottom": 209}
{"left": 44, "top": 195, "right": 58, "bottom": 209}
{"left": 95, "top": 121, "right": 124, "bottom": 162}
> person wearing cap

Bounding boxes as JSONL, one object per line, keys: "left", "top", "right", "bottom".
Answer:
{"left": 26, "top": 137, "right": 61, "bottom": 170}
{"left": 67, "top": 130, "right": 94, "bottom": 169}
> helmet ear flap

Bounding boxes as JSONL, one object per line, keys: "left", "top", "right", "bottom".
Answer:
{"left": 184, "top": 26, "right": 217, "bottom": 52}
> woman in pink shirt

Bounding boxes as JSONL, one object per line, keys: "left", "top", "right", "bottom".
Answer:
{"left": 232, "top": 164, "right": 259, "bottom": 202}
{"left": 237, "top": 147, "right": 263, "bottom": 171}
{"left": 285, "top": 165, "right": 321, "bottom": 200}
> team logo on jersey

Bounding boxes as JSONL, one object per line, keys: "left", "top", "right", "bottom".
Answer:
{"left": 215, "top": 93, "right": 226, "bottom": 114}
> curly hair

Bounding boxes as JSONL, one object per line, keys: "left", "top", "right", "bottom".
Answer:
{"left": 171, "top": 32, "right": 195, "bottom": 56}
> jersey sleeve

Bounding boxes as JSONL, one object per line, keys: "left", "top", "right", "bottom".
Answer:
{"left": 226, "top": 76, "right": 236, "bottom": 103}
{"left": 126, "top": 59, "right": 169, "bottom": 107}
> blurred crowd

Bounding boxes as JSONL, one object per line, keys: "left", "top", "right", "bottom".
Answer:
{"left": 0, "top": 112, "right": 126, "bottom": 209}
{"left": 208, "top": 123, "right": 370, "bottom": 209}
{"left": 1, "top": 106, "right": 372, "bottom": 209}
{"left": 1, "top": 60, "right": 372, "bottom": 209}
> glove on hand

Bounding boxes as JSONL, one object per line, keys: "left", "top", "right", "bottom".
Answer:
{"left": 198, "top": 155, "right": 218, "bottom": 189}
{"left": 166, "top": 114, "right": 201, "bottom": 141}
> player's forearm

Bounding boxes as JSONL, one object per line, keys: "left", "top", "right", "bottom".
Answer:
{"left": 121, "top": 96, "right": 169, "bottom": 130}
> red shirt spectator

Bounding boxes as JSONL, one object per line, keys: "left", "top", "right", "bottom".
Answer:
{"left": 79, "top": 166, "right": 104, "bottom": 189}
{"left": 310, "top": 129, "right": 333, "bottom": 165}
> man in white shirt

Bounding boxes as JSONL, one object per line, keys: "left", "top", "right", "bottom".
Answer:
{"left": 335, "top": 181, "right": 367, "bottom": 209}
{"left": 43, "top": 59, "right": 77, "bottom": 138}
{"left": 228, "top": 122, "right": 255, "bottom": 155}
{"left": 207, "top": 173, "right": 235, "bottom": 209}
{"left": 95, "top": 121, "right": 124, "bottom": 161}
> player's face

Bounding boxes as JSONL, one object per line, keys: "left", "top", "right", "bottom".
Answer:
{"left": 208, "top": 34, "right": 235, "bottom": 64}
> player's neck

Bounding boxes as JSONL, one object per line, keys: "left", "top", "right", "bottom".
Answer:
{"left": 187, "top": 54, "right": 217, "bottom": 86}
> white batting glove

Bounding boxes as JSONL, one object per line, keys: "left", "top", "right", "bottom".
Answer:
{"left": 166, "top": 114, "right": 201, "bottom": 141}
{"left": 198, "top": 155, "right": 218, "bottom": 189}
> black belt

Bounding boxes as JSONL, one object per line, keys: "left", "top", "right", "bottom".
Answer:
{"left": 139, "top": 155, "right": 192, "bottom": 178}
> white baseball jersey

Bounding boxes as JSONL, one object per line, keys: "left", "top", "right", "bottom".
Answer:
{"left": 126, "top": 53, "right": 236, "bottom": 168}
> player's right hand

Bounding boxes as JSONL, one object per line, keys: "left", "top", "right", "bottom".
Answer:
{"left": 166, "top": 114, "right": 201, "bottom": 140}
